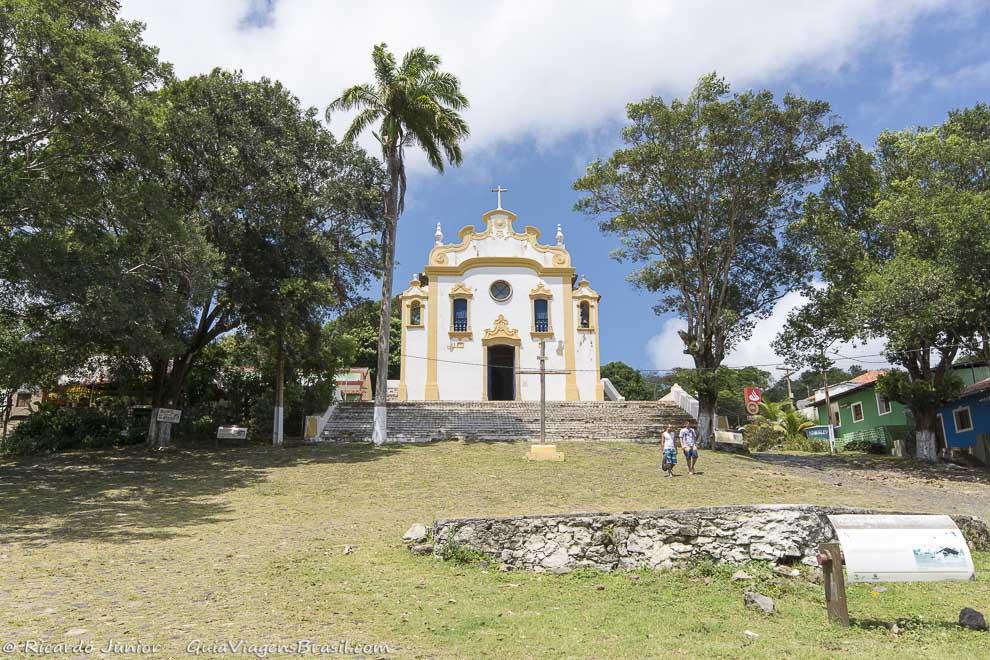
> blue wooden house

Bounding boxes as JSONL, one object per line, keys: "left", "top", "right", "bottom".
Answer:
{"left": 938, "top": 378, "right": 990, "bottom": 465}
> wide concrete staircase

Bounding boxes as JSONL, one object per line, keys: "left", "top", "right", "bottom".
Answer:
{"left": 317, "top": 400, "right": 693, "bottom": 444}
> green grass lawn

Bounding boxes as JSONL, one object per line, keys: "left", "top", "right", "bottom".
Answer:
{"left": 1, "top": 441, "right": 988, "bottom": 658}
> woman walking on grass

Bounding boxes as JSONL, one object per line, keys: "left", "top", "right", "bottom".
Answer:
{"left": 661, "top": 425, "right": 677, "bottom": 478}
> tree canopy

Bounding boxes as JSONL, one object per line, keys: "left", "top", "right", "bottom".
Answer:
{"left": 1, "top": 4, "right": 386, "bottom": 446}
{"left": 776, "top": 106, "right": 990, "bottom": 459}
{"left": 574, "top": 74, "right": 842, "bottom": 442}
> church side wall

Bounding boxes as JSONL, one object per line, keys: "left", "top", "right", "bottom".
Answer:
{"left": 403, "top": 310, "right": 428, "bottom": 400}
{"left": 575, "top": 320, "right": 599, "bottom": 401}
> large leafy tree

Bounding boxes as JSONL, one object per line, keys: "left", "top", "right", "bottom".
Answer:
{"left": 0, "top": 0, "right": 178, "bottom": 425}
{"left": 147, "top": 70, "right": 385, "bottom": 446}
{"left": 0, "top": 0, "right": 169, "bottom": 232}
{"left": 574, "top": 74, "right": 842, "bottom": 445}
{"left": 328, "top": 43, "right": 469, "bottom": 445}
{"left": 777, "top": 108, "right": 990, "bottom": 460}
{"left": 3, "top": 61, "right": 385, "bottom": 446}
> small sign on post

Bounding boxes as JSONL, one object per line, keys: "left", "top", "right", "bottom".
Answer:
{"left": 216, "top": 426, "right": 247, "bottom": 440}
{"left": 149, "top": 407, "right": 182, "bottom": 450}
{"left": 819, "top": 514, "right": 975, "bottom": 626}
{"left": 157, "top": 408, "right": 182, "bottom": 424}
{"left": 743, "top": 387, "right": 763, "bottom": 415}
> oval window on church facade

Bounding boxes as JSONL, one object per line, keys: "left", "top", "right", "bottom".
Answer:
{"left": 490, "top": 280, "right": 512, "bottom": 302}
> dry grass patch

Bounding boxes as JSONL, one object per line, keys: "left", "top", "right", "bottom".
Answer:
{"left": 1, "top": 441, "right": 988, "bottom": 658}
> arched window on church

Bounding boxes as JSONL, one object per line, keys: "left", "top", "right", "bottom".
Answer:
{"left": 409, "top": 300, "right": 422, "bottom": 326}
{"left": 579, "top": 301, "right": 591, "bottom": 329}
{"left": 452, "top": 298, "right": 468, "bottom": 332}
{"left": 534, "top": 298, "right": 549, "bottom": 333}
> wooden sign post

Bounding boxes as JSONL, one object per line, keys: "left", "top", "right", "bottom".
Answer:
{"left": 817, "top": 543, "right": 850, "bottom": 626}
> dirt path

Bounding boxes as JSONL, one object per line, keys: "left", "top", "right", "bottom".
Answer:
{"left": 750, "top": 452, "right": 990, "bottom": 520}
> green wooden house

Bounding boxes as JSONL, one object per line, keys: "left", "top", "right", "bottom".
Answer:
{"left": 802, "top": 362, "right": 990, "bottom": 451}
{"left": 806, "top": 371, "right": 913, "bottom": 449}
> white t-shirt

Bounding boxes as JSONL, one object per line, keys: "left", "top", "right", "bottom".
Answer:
{"left": 662, "top": 431, "right": 676, "bottom": 450}
{"left": 679, "top": 427, "right": 697, "bottom": 448}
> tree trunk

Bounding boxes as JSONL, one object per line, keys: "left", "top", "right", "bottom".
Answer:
{"left": 915, "top": 429, "right": 938, "bottom": 462}
{"left": 696, "top": 393, "right": 717, "bottom": 449}
{"left": 372, "top": 150, "right": 401, "bottom": 446}
{"left": 273, "top": 340, "right": 284, "bottom": 446}
{"left": 912, "top": 407, "right": 940, "bottom": 462}
{"left": 146, "top": 357, "right": 189, "bottom": 449}
{"left": 1, "top": 389, "right": 12, "bottom": 447}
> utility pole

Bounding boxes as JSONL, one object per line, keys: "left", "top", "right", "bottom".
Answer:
{"left": 775, "top": 366, "right": 795, "bottom": 402}
{"left": 822, "top": 367, "right": 834, "bottom": 454}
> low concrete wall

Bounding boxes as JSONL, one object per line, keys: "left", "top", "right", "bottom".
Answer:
{"left": 432, "top": 505, "right": 989, "bottom": 573}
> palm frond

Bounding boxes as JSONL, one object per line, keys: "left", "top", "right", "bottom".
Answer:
{"left": 401, "top": 47, "right": 441, "bottom": 77}
{"left": 408, "top": 127, "right": 445, "bottom": 172}
{"left": 327, "top": 84, "right": 380, "bottom": 117}
{"left": 420, "top": 71, "right": 469, "bottom": 110}
{"left": 371, "top": 43, "right": 397, "bottom": 87}
{"left": 342, "top": 107, "right": 384, "bottom": 144}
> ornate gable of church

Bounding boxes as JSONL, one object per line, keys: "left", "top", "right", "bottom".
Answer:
{"left": 427, "top": 208, "right": 572, "bottom": 271}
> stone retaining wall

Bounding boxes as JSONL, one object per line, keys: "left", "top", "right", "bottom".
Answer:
{"left": 432, "top": 505, "right": 989, "bottom": 572}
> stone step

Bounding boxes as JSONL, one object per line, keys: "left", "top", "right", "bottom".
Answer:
{"left": 317, "top": 400, "right": 693, "bottom": 443}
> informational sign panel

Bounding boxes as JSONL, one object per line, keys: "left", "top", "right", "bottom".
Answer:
{"left": 805, "top": 425, "right": 831, "bottom": 442}
{"left": 828, "top": 514, "right": 975, "bottom": 583}
{"left": 743, "top": 387, "right": 763, "bottom": 415}
{"left": 156, "top": 408, "right": 182, "bottom": 424}
{"left": 216, "top": 426, "right": 247, "bottom": 440}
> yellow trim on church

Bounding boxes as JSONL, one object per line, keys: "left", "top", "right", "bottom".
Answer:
{"left": 425, "top": 280, "right": 439, "bottom": 400}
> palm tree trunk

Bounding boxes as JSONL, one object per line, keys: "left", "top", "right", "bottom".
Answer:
{"left": 273, "top": 337, "right": 285, "bottom": 446}
{"left": 373, "top": 149, "right": 400, "bottom": 446}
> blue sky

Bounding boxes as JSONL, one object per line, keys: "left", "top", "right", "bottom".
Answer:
{"left": 121, "top": 1, "right": 990, "bottom": 375}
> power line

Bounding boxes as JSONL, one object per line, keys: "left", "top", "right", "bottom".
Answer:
{"left": 398, "top": 339, "right": 983, "bottom": 375}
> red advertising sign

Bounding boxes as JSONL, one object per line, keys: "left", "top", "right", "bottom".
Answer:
{"left": 743, "top": 387, "right": 763, "bottom": 415}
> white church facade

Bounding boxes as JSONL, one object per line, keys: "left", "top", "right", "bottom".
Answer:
{"left": 397, "top": 204, "right": 604, "bottom": 402}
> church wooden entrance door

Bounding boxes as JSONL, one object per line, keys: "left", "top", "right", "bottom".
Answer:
{"left": 487, "top": 345, "right": 515, "bottom": 401}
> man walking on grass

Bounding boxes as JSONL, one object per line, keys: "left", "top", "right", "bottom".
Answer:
{"left": 661, "top": 425, "right": 677, "bottom": 478}
{"left": 679, "top": 421, "right": 699, "bottom": 475}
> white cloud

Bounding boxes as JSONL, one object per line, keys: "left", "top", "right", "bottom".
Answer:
{"left": 645, "top": 288, "right": 890, "bottom": 375}
{"left": 120, "top": 0, "right": 956, "bottom": 170}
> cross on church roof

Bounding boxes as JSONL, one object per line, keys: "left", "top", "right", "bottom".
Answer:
{"left": 491, "top": 185, "right": 507, "bottom": 209}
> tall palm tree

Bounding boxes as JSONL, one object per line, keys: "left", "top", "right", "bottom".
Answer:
{"left": 328, "top": 44, "right": 469, "bottom": 445}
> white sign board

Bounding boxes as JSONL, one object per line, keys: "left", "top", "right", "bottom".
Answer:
{"left": 828, "top": 514, "right": 974, "bottom": 583}
{"left": 156, "top": 408, "right": 182, "bottom": 423}
{"left": 216, "top": 426, "right": 247, "bottom": 440}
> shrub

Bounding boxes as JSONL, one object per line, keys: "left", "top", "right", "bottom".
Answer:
{"left": 842, "top": 439, "right": 887, "bottom": 454}
{"left": 743, "top": 420, "right": 786, "bottom": 451}
{"left": 3, "top": 407, "right": 141, "bottom": 455}
{"left": 744, "top": 419, "right": 827, "bottom": 452}
{"left": 439, "top": 539, "right": 487, "bottom": 564}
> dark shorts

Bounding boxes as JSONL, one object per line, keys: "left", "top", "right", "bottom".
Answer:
{"left": 683, "top": 447, "right": 698, "bottom": 459}
{"left": 662, "top": 448, "right": 678, "bottom": 465}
